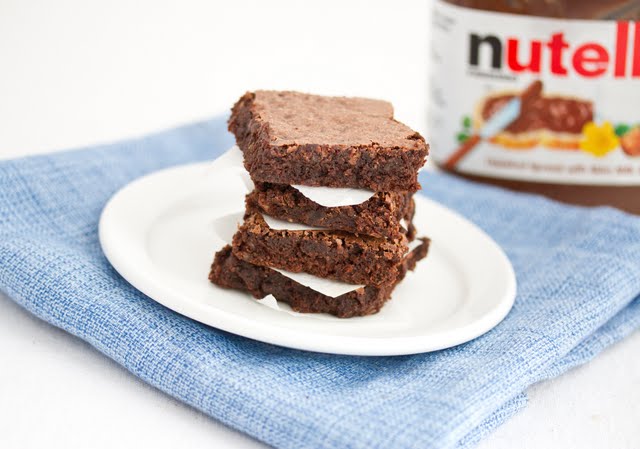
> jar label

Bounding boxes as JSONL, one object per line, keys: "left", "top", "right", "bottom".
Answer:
{"left": 429, "top": 0, "right": 640, "bottom": 185}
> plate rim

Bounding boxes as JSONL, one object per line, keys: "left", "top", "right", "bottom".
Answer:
{"left": 99, "top": 161, "right": 517, "bottom": 356}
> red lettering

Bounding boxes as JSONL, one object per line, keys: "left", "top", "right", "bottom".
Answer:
{"left": 547, "top": 33, "right": 569, "bottom": 75}
{"left": 573, "top": 44, "right": 609, "bottom": 77}
{"left": 507, "top": 38, "right": 542, "bottom": 72}
{"left": 615, "top": 22, "right": 629, "bottom": 77}
{"left": 482, "top": 25, "right": 639, "bottom": 78}
{"left": 634, "top": 21, "right": 640, "bottom": 77}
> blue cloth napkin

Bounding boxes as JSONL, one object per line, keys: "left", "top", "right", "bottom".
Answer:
{"left": 1, "top": 118, "right": 639, "bottom": 449}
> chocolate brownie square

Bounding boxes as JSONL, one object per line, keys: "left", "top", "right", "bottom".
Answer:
{"left": 231, "top": 211, "right": 411, "bottom": 286}
{"left": 209, "top": 239, "right": 429, "bottom": 318}
{"left": 229, "top": 91, "right": 428, "bottom": 192}
{"left": 246, "top": 182, "right": 416, "bottom": 240}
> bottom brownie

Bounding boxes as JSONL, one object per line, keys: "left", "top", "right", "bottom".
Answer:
{"left": 209, "top": 238, "right": 429, "bottom": 318}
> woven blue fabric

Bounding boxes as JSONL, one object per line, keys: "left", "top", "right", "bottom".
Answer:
{"left": 1, "top": 118, "right": 639, "bottom": 449}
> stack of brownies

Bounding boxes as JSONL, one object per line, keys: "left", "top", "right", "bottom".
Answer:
{"left": 209, "top": 91, "right": 430, "bottom": 317}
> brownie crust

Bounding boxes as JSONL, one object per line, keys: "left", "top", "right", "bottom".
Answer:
{"left": 209, "top": 239, "right": 429, "bottom": 318}
{"left": 232, "top": 212, "right": 409, "bottom": 286}
{"left": 246, "top": 182, "right": 416, "bottom": 240}
{"left": 229, "top": 91, "right": 429, "bottom": 192}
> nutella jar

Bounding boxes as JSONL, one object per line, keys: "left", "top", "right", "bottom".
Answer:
{"left": 429, "top": 0, "right": 640, "bottom": 213}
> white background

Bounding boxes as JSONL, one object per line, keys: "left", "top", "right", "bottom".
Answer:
{"left": 0, "top": 1, "right": 638, "bottom": 448}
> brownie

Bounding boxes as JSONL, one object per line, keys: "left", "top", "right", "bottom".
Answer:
{"left": 246, "top": 182, "right": 416, "bottom": 240}
{"left": 209, "top": 239, "right": 429, "bottom": 318}
{"left": 232, "top": 211, "right": 410, "bottom": 286}
{"left": 229, "top": 91, "right": 429, "bottom": 192}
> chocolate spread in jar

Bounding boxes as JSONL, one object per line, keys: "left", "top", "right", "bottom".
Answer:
{"left": 447, "top": 0, "right": 640, "bottom": 20}
{"left": 481, "top": 94, "right": 593, "bottom": 135}
{"left": 430, "top": 0, "right": 640, "bottom": 213}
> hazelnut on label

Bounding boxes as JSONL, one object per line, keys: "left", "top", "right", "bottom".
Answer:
{"left": 621, "top": 127, "right": 640, "bottom": 157}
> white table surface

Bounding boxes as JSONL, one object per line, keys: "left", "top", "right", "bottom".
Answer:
{"left": 1, "top": 1, "right": 638, "bottom": 448}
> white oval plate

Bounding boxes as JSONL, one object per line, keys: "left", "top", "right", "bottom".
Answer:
{"left": 99, "top": 158, "right": 516, "bottom": 356}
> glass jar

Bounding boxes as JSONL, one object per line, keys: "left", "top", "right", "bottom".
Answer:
{"left": 429, "top": 0, "right": 640, "bottom": 213}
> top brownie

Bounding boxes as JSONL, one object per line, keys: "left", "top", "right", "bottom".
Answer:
{"left": 228, "top": 91, "right": 429, "bottom": 192}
